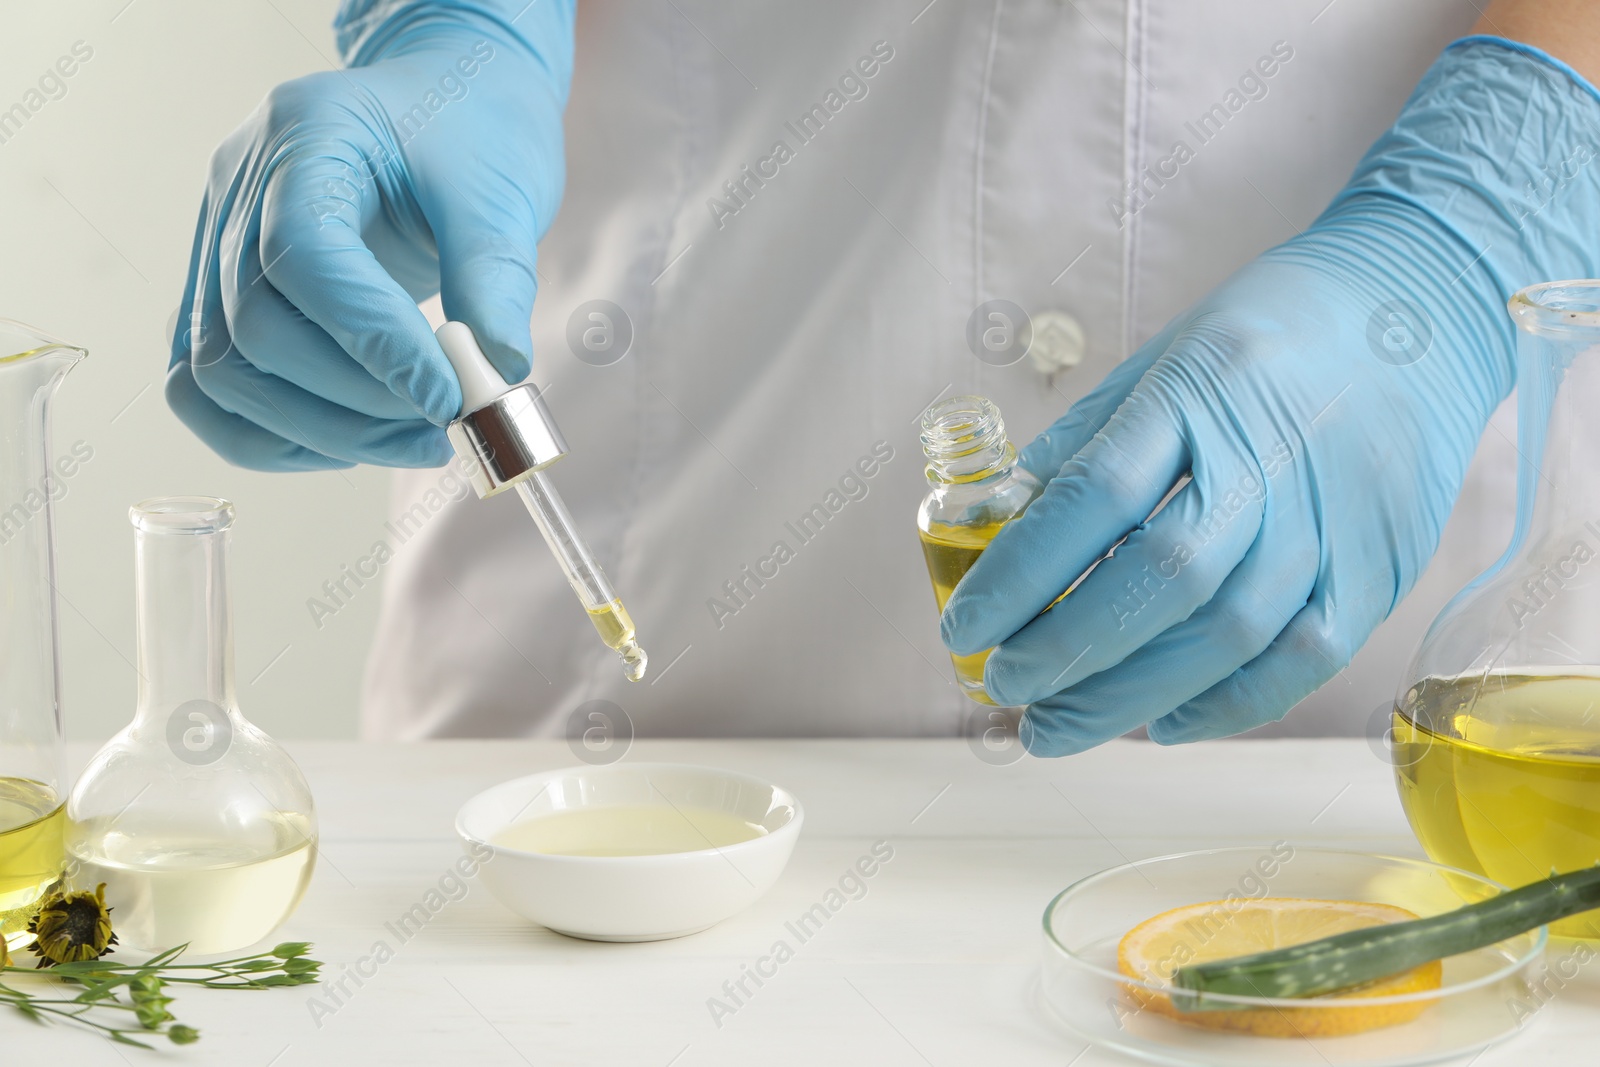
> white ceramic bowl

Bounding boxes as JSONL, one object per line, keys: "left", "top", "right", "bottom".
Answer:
{"left": 456, "top": 762, "right": 803, "bottom": 941}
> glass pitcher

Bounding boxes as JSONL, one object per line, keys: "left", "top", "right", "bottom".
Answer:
{"left": 0, "top": 320, "right": 84, "bottom": 951}
{"left": 1393, "top": 280, "right": 1600, "bottom": 937}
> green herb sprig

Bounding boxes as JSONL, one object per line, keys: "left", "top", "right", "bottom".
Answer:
{"left": 3, "top": 891, "right": 321, "bottom": 1048}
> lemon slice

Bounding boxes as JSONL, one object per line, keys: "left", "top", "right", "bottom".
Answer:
{"left": 1117, "top": 898, "right": 1443, "bottom": 1038}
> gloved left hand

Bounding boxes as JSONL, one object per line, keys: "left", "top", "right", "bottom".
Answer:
{"left": 940, "top": 38, "right": 1600, "bottom": 755}
{"left": 166, "top": 0, "right": 573, "bottom": 470}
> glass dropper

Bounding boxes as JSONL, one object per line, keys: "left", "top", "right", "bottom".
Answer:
{"left": 513, "top": 471, "right": 646, "bottom": 680}
{"left": 437, "top": 322, "right": 647, "bottom": 682}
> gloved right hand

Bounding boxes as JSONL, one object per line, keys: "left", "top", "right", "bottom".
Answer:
{"left": 167, "top": 0, "right": 574, "bottom": 470}
{"left": 940, "top": 36, "right": 1600, "bottom": 754}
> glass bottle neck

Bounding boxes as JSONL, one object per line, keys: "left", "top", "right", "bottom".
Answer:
{"left": 132, "top": 507, "right": 236, "bottom": 720}
{"left": 1511, "top": 286, "right": 1600, "bottom": 557}
{"left": 921, "top": 395, "right": 1017, "bottom": 485}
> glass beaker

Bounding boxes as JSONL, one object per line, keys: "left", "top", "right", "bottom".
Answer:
{"left": 917, "top": 396, "right": 1043, "bottom": 704}
{"left": 1393, "top": 280, "right": 1600, "bottom": 938}
{"left": 67, "top": 497, "right": 317, "bottom": 954}
{"left": 0, "top": 321, "right": 84, "bottom": 952}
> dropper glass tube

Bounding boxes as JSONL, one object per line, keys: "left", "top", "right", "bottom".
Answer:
{"left": 437, "top": 320, "right": 647, "bottom": 682}
{"left": 514, "top": 470, "right": 646, "bottom": 681}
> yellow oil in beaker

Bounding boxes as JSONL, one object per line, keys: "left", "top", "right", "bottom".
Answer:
{"left": 0, "top": 777, "right": 65, "bottom": 950}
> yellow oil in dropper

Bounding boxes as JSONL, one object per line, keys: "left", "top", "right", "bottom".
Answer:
{"left": 511, "top": 473, "right": 648, "bottom": 683}
{"left": 586, "top": 599, "right": 646, "bottom": 682}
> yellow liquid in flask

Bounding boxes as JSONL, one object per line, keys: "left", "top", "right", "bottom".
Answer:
{"left": 1393, "top": 673, "right": 1600, "bottom": 938}
{"left": 68, "top": 813, "right": 317, "bottom": 954}
{"left": 0, "top": 778, "right": 65, "bottom": 951}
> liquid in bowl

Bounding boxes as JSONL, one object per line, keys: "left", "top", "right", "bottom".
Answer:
{"left": 491, "top": 805, "right": 769, "bottom": 858}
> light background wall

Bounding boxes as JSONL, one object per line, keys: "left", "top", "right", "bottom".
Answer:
{"left": 2, "top": 1, "right": 377, "bottom": 741}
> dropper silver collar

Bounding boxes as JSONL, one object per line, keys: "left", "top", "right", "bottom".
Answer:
{"left": 437, "top": 321, "right": 569, "bottom": 498}
{"left": 447, "top": 384, "right": 568, "bottom": 497}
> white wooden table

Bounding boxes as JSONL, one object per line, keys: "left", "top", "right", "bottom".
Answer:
{"left": 8, "top": 739, "right": 1598, "bottom": 1065}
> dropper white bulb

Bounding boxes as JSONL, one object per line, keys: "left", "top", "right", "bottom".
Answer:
{"left": 436, "top": 321, "right": 513, "bottom": 413}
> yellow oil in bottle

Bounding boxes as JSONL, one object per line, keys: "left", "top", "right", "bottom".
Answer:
{"left": 1393, "top": 673, "right": 1600, "bottom": 938}
{"left": 920, "top": 521, "right": 1008, "bottom": 705}
{"left": 0, "top": 777, "right": 66, "bottom": 951}
{"left": 587, "top": 598, "right": 647, "bottom": 682}
{"left": 492, "top": 805, "right": 769, "bottom": 857}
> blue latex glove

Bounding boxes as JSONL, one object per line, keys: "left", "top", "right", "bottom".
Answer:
{"left": 942, "top": 38, "right": 1600, "bottom": 755}
{"left": 167, "top": 0, "right": 573, "bottom": 470}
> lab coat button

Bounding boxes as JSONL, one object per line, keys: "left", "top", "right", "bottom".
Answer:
{"left": 1027, "top": 309, "right": 1086, "bottom": 377}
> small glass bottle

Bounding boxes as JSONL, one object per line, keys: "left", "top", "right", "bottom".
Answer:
{"left": 67, "top": 497, "right": 317, "bottom": 955}
{"left": 918, "top": 396, "right": 1043, "bottom": 705}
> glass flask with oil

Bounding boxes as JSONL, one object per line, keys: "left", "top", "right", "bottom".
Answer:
{"left": 917, "top": 396, "right": 1043, "bottom": 704}
{"left": 1393, "top": 281, "right": 1600, "bottom": 938}
{"left": 67, "top": 498, "right": 317, "bottom": 954}
{"left": 0, "top": 321, "right": 84, "bottom": 953}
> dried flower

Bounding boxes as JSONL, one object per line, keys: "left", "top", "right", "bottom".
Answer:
{"left": 27, "top": 882, "right": 118, "bottom": 967}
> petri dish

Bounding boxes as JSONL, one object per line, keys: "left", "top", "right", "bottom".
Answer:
{"left": 1040, "top": 847, "right": 1546, "bottom": 1067}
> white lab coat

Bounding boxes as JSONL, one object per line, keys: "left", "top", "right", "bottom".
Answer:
{"left": 363, "top": 0, "right": 1517, "bottom": 740}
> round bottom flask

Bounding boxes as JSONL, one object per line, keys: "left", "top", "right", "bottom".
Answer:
{"left": 1393, "top": 282, "right": 1600, "bottom": 939}
{"left": 68, "top": 498, "right": 317, "bottom": 955}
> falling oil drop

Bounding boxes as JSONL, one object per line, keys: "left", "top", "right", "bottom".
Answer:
{"left": 619, "top": 640, "right": 648, "bottom": 683}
